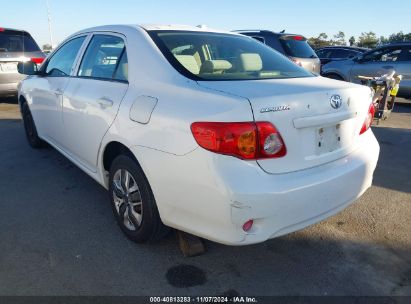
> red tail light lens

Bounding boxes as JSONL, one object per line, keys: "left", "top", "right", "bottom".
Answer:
{"left": 360, "top": 103, "right": 376, "bottom": 135}
{"left": 190, "top": 121, "right": 286, "bottom": 160}
{"left": 31, "top": 57, "right": 45, "bottom": 64}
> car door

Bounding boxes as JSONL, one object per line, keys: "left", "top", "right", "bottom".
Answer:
{"left": 349, "top": 46, "right": 402, "bottom": 84}
{"left": 395, "top": 46, "right": 411, "bottom": 96}
{"left": 62, "top": 33, "right": 129, "bottom": 172}
{"left": 29, "top": 36, "right": 87, "bottom": 145}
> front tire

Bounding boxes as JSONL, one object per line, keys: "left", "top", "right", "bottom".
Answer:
{"left": 21, "top": 102, "right": 45, "bottom": 149}
{"left": 108, "top": 155, "right": 169, "bottom": 243}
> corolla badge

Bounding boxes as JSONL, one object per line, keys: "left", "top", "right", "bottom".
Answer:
{"left": 260, "top": 105, "right": 291, "bottom": 113}
{"left": 330, "top": 95, "right": 343, "bottom": 109}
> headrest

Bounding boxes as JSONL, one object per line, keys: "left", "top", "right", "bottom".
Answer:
{"left": 237, "top": 53, "right": 263, "bottom": 72}
{"left": 175, "top": 55, "right": 200, "bottom": 75}
{"left": 201, "top": 60, "right": 232, "bottom": 73}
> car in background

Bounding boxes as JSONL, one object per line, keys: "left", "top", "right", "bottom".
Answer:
{"left": 0, "top": 27, "right": 45, "bottom": 97}
{"left": 316, "top": 46, "right": 369, "bottom": 65}
{"left": 321, "top": 43, "right": 411, "bottom": 96}
{"left": 17, "top": 24, "right": 379, "bottom": 246}
{"left": 235, "top": 30, "right": 321, "bottom": 74}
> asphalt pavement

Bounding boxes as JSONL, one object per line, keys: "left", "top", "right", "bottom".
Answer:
{"left": 0, "top": 96, "right": 410, "bottom": 296}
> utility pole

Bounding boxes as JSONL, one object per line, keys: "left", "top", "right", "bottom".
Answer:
{"left": 46, "top": 0, "right": 54, "bottom": 49}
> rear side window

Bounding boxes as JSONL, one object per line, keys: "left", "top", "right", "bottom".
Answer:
{"left": 78, "top": 35, "right": 128, "bottom": 81}
{"left": 279, "top": 36, "right": 318, "bottom": 59}
{"left": 45, "top": 36, "right": 86, "bottom": 77}
{"left": 0, "top": 31, "right": 40, "bottom": 53}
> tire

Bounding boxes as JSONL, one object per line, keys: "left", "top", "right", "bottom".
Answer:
{"left": 108, "top": 155, "right": 169, "bottom": 243}
{"left": 21, "top": 102, "right": 45, "bottom": 149}
{"left": 324, "top": 73, "right": 344, "bottom": 81}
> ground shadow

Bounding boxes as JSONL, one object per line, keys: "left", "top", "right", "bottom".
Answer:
{"left": 0, "top": 96, "right": 18, "bottom": 104}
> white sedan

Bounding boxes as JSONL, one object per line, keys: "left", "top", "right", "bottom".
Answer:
{"left": 17, "top": 25, "right": 380, "bottom": 245}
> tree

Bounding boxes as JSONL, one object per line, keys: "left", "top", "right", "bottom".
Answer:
{"left": 379, "top": 36, "right": 389, "bottom": 46}
{"left": 42, "top": 44, "right": 52, "bottom": 51}
{"left": 349, "top": 36, "right": 356, "bottom": 46}
{"left": 358, "top": 32, "right": 378, "bottom": 49}
{"left": 308, "top": 33, "right": 330, "bottom": 49}
{"left": 333, "top": 31, "right": 346, "bottom": 46}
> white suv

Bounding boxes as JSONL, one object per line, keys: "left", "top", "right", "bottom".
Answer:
{"left": 18, "top": 25, "right": 380, "bottom": 245}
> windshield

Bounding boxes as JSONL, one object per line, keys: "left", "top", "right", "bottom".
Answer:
{"left": 0, "top": 31, "right": 41, "bottom": 53}
{"left": 149, "top": 31, "right": 313, "bottom": 81}
{"left": 279, "top": 36, "right": 318, "bottom": 59}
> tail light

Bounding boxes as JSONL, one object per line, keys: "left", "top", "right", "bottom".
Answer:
{"left": 190, "top": 121, "right": 286, "bottom": 160}
{"left": 31, "top": 57, "right": 45, "bottom": 65}
{"left": 360, "top": 103, "right": 376, "bottom": 135}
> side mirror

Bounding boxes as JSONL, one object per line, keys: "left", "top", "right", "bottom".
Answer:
{"left": 17, "top": 61, "right": 38, "bottom": 75}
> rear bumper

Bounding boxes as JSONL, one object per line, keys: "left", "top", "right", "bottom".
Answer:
{"left": 130, "top": 129, "right": 380, "bottom": 245}
{"left": 0, "top": 73, "right": 24, "bottom": 96}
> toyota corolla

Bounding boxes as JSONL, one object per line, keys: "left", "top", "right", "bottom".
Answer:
{"left": 17, "top": 25, "right": 380, "bottom": 245}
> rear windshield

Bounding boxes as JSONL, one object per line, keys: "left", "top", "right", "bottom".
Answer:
{"left": 149, "top": 31, "right": 313, "bottom": 81}
{"left": 279, "top": 36, "right": 318, "bottom": 59}
{"left": 0, "top": 31, "right": 41, "bottom": 53}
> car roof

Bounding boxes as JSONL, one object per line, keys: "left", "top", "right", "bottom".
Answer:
{"left": 0, "top": 27, "right": 29, "bottom": 34}
{"left": 71, "top": 24, "right": 235, "bottom": 37}
{"left": 318, "top": 46, "right": 369, "bottom": 51}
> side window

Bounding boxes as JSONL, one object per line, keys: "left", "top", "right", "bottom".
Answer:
{"left": 347, "top": 50, "right": 360, "bottom": 58}
{"left": 363, "top": 48, "right": 402, "bottom": 62}
{"left": 78, "top": 35, "right": 128, "bottom": 81}
{"left": 45, "top": 36, "right": 86, "bottom": 77}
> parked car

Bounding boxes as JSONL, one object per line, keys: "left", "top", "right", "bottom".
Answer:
{"left": 235, "top": 30, "right": 321, "bottom": 74}
{"left": 322, "top": 43, "right": 411, "bottom": 96}
{"left": 0, "top": 27, "right": 45, "bottom": 97}
{"left": 18, "top": 25, "right": 379, "bottom": 246}
{"left": 316, "top": 46, "right": 369, "bottom": 65}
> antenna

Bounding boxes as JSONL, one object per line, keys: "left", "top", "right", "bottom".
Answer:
{"left": 46, "top": 0, "right": 54, "bottom": 49}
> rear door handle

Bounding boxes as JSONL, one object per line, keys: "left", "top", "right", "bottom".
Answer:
{"left": 97, "top": 97, "right": 114, "bottom": 108}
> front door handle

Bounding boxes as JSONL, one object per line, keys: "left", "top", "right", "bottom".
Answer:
{"left": 97, "top": 97, "right": 114, "bottom": 108}
{"left": 382, "top": 65, "right": 394, "bottom": 69}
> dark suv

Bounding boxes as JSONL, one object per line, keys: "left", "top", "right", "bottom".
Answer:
{"left": 0, "top": 27, "right": 45, "bottom": 97}
{"left": 234, "top": 30, "right": 320, "bottom": 74}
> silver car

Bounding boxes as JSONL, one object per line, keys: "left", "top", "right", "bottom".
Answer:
{"left": 0, "top": 27, "right": 45, "bottom": 97}
{"left": 322, "top": 43, "right": 411, "bottom": 96}
{"left": 235, "top": 30, "right": 321, "bottom": 74}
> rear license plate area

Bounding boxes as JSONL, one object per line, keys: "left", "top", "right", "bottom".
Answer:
{"left": 316, "top": 124, "right": 341, "bottom": 155}
{"left": 0, "top": 62, "right": 18, "bottom": 72}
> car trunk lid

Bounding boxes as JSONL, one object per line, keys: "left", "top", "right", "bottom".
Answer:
{"left": 198, "top": 76, "right": 372, "bottom": 174}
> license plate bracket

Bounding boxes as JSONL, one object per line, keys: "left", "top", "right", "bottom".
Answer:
{"left": 316, "top": 124, "right": 341, "bottom": 155}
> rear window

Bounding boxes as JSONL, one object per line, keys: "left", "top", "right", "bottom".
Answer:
{"left": 0, "top": 31, "right": 41, "bottom": 53}
{"left": 149, "top": 31, "right": 313, "bottom": 81}
{"left": 279, "top": 36, "right": 317, "bottom": 59}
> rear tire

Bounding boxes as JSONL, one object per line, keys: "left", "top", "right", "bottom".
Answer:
{"left": 108, "top": 155, "right": 169, "bottom": 243}
{"left": 21, "top": 102, "right": 45, "bottom": 149}
{"left": 324, "top": 73, "right": 344, "bottom": 81}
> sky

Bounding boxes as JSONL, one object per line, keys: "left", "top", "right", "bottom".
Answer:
{"left": 2, "top": 0, "right": 411, "bottom": 48}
